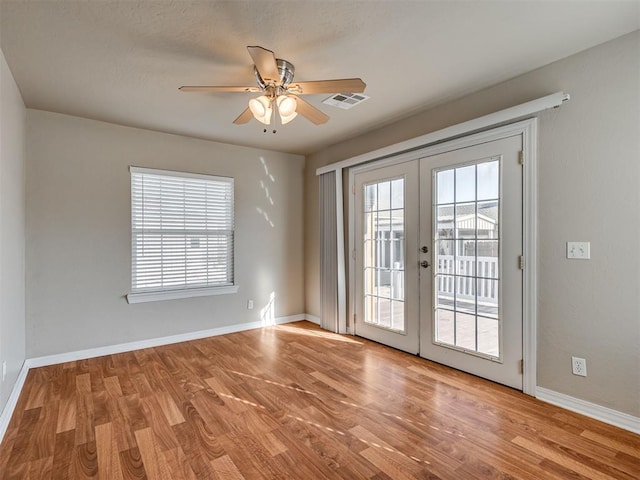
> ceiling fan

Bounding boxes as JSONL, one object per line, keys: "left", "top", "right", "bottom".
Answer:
{"left": 179, "top": 46, "right": 366, "bottom": 128}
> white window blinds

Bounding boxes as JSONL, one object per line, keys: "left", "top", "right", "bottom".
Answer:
{"left": 130, "top": 167, "right": 234, "bottom": 294}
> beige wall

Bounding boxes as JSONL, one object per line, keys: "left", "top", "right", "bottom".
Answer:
{"left": 0, "top": 49, "right": 26, "bottom": 414}
{"left": 304, "top": 31, "right": 640, "bottom": 416}
{"left": 26, "top": 110, "right": 304, "bottom": 358}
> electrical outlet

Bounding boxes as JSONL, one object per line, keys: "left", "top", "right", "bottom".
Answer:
{"left": 567, "top": 242, "right": 590, "bottom": 259}
{"left": 247, "top": 299, "right": 254, "bottom": 310}
{"left": 572, "top": 356, "right": 587, "bottom": 377}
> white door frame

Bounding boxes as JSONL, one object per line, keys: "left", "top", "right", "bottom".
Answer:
{"left": 348, "top": 118, "right": 538, "bottom": 395}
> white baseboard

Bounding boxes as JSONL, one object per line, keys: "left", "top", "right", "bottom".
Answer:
{"left": 0, "top": 362, "right": 30, "bottom": 444}
{"left": 536, "top": 386, "right": 640, "bottom": 434}
{"left": 27, "top": 314, "right": 312, "bottom": 368}
{"left": 305, "top": 313, "right": 320, "bottom": 325}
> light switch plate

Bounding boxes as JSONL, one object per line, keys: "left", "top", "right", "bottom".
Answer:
{"left": 567, "top": 242, "right": 590, "bottom": 260}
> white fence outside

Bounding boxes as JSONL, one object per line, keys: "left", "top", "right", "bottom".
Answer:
{"left": 436, "top": 255, "right": 498, "bottom": 304}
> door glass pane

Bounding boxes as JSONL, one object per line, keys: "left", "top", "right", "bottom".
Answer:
{"left": 455, "top": 165, "right": 476, "bottom": 202}
{"left": 378, "top": 297, "right": 391, "bottom": 329}
{"left": 477, "top": 316, "right": 499, "bottom": 356}
{"left": 435, "top": 275, "right": 454, "bottom": 309}
{"left": 437, "top": 170, "right": 454, "bottom": 204}
{"left": 455, "top": 203, "right": 476, "bottom": 239}
{"left": 436, "top": 206, "right": 454, "bottom": 239}
{"left": 391, "top": 179, "right": 404, "bottom": 209}
{"left": 391, "top": 301, "right": 405, "bottom": 331}
{"left": 455, "top": 312, "right": 476, "bottom": 351}
{"left": 477, "top": 161, "right": 499, "bottom": 200}
{"left": 433, "top": 159, "right": 501, "bottom": 359}
{"left": 378, "top": 181, "right": 391, "bottom": 210}
{"left": 478, "top": 201, "right": 499, "bottom": 238}
{"left": 391, "top": 210, "right": 404, "bottom": 268}
{"left": 435, "top": 308, "right": 454, "bottom": 345}
{"left": 435, "top": 240, "right": 454, "bottom": 274}
{"left": 456, "top": 240, "right": 476, "bottom": 276}
{"left": 365, "top": 184, "right": 377, "bottom": 212}
{"left": 364, "top": 267, "right": 375, "bottom": 295}
{"left": 363, "top": 177, "right": 406, "bottom": 332}
{"left": 477, "top": 240, "right": 498, "bottom": 279}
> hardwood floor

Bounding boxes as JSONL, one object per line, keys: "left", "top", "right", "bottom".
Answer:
{"left": 1, "top": 321, "right": 638, "bottom": 479}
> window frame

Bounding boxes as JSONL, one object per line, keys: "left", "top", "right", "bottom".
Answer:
{"left": 126, "top": 166, "right": 238, "bottom": 304}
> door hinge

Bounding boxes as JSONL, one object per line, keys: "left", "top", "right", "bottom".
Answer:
{"left": 352, "top": 249, "right": 356, "bottom": 260}
{"left": 518, "top": 151, "right": 525, "bottom": 165}
{"left": 519, "top": 359, "right": 524, "bottom": 374}
{"left": 518, "top": 255, "right": 525, "bottom": 270}
{"left": 352, "top": 183, "right": 356, "bottom": 194}
{"left": 353, "top": 313, "right": 356, "bottom": 324}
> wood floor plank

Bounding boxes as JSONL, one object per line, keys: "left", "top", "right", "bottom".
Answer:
{"left": 118, "top": 447, "right": 146, "bottom": 480}
{"left": 155, "top": 391, "right": 185, "bottom": 426}
{"left": 95, "top": 422, "right": 124, "bottom": 480}
{"left": 73, "top": 393, "right": 94, "bottom": 446}
{"left": 257, "top": 431, "right": 287, "bottom": 457}
{"left": 25, "top": 455, "right": 53, "bottom": 480}
{"left": 139, "top": 394, "right": 180, "bottom": 453}
{"left": 75, "top": 374, "right": 91, "bottom": 396}
{"left": 1, "top": 321, "right": 638, "bottom": 479}
{"left": 134, "top": 427, "right": 173, "bottom": 480}
{"left": 512, "top": 435, "right": 624, "bottom": 480}
{"left": 210, "top": 454, "right": 246, "bottom": 480}
{"left": 580, "top": 429, "right": 640, "bottom": 457}
{"left": 70, "top": 441, "right": 98, "bottom": 479}
{"left": 104, "top": 376, "right": 124, "bottom": 398}
{"left": 162, "top": 446, "right": 197, "bottom": 480}
{"left": 29, "top": 399, "right": 59, "bottom": 462}
{"left": 4, "top": 407, "right": 42, "bottom": 473}
{"left": 171, "top": 419, "right": 217, "bottom": 479}
{"left": 56, "top": 396, "right": 77, "bottom": 434}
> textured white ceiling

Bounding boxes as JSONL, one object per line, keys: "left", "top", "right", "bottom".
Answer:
{"left": 1, "top": 1, "right": 638, "bottom": 155}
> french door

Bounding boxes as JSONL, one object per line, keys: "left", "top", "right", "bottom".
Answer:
{"left": 354, "top": 134, "right": 524, "bottom": 389}
{"left": 353, "top": 161, "right": 420, "bottom": 353}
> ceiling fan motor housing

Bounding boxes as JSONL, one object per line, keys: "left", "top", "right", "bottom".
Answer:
{"left": 254, "top": 59, "right": 295, "bottom": 90}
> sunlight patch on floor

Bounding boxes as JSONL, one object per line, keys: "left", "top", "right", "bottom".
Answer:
{"left": 275, "top": 324, "right": 363, "bottom": 344}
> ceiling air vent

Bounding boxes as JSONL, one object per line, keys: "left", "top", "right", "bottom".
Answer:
{"left": 322, "top": 92, "right": 370, "bottom": 110}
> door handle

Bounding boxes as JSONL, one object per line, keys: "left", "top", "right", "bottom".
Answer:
{"left": 420, "top": 260, "right": 431, "bottom": 269}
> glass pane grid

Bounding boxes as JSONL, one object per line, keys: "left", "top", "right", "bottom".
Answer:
{"left": 434, "top": 159, "right": 500, "bottom": 358}
{"left": 362, "top": 178, "right": 406, "bottom": 332}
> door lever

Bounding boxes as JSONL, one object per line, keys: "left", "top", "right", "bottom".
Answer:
{"left": 420, "top": 260, "right": 431, "bottom": 269}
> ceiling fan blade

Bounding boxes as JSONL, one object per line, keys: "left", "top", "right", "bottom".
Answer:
{"left": 233, "top": 107, "right": 253, "bottom": 125}
{"left": 289, "top": 78, "right": 366, "bottom": 94}
{"left": 247, "top": 46, "right": 280, "bottom": 84}
{"left": 293, "top": 96, "right": 329, "bottom": 125}
{"left": 179, "top": 86, "right": 261, "bottom": 93}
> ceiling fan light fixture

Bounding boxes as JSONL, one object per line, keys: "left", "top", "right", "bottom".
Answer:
{"left": 277, "top": 95, "right": 297, "bottom": 117}
{"left": 249, "top": 95, "right": 272, "bottom": 125}
{"left": 279, "top": 111, "right": 298, "bottom": 125}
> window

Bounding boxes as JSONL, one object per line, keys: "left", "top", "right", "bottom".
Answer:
{"left": 127, "top": 167, "right": 237, "bottom": 304}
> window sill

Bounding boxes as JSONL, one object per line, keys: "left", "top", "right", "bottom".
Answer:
{"left": 126, "top": 285, "right": 239, "bottom": 304}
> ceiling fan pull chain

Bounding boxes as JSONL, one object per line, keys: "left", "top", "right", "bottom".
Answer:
{"left": 272, "top": 97, "right": 279, "bottom": 134}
